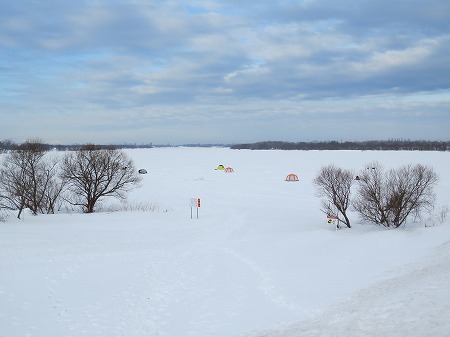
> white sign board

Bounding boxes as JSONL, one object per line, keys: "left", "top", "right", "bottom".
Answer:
{"left": 190, "top": 198, "right": 201, "bottom": 219}
{"left": 190, "top": 198, "right": 201, "bottom": 208}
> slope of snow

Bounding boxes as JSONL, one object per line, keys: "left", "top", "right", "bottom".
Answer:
{"left": 0, "top": 148, "right": 449, "bottom": 337}
{"left": 246, "top": 240, "right": 450, "bottom": 337}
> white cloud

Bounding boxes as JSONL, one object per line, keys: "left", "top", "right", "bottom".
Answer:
{"left": 351, "top": 39, "right": 438, "bottom": 75}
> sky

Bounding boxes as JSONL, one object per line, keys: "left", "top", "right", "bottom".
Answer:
{"left": 1, "top": 0, "right": 450, "bottom": 145}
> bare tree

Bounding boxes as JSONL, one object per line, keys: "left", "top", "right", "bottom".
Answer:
{"left": 353, "top": 162, "right": 387, "bottom": 226}
{"left": 0, "top": 139, "right": 61, "bottom": 218}
{"left": 353, "top": 162, "right": 438, "bottom": 228}
{"left": 39, "top": 159, "right": 67, "bottom": 214}
{"left": 313, "top": 164, "right": 354, "bottom": 228}
{"left": 0, "top": 160, "right": 28, "bottom": 218}
{"left": 60, "top": 145, "right": 142, "bottom": 213}
{"left": 0, "top": 183, "right": 15, "bottom": 220}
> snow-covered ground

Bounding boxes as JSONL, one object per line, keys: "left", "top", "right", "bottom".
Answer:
{"left": 1, "top": 148, "right": 449, "bottom": 337}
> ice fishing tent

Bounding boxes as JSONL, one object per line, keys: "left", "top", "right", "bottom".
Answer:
{"left": 138, "top": 169, "right": 148, "bottom": 174}
{"left": 216, "top": 165, "right": 225, "bottom": 170}
{"left": 225, "top": 167, "right": 234, "bottom": 173}
{"left": 285, "top": 173, "right": 299, "bottom": 181}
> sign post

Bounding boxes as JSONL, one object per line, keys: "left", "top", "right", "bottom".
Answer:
{"left": 190, "top": 198, "right": 201, "bottom": 219}
{"left": 327, "top": 214, "right": 340, "bottom": 231}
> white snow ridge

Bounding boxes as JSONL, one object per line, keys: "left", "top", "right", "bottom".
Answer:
{"left": 246, "top": 241, "right": 450, "bottom": 337}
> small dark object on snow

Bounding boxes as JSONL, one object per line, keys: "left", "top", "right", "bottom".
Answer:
{"left": 138, "top": 169, "right": 148, "bottom": 174}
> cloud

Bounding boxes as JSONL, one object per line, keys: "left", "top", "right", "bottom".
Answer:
{"left": 1, "top": 0, "right": 449, "bottom": 144}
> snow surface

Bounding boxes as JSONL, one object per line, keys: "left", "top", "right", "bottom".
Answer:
{"left": 1, "top": 148, "right": 449, "bottom": 337}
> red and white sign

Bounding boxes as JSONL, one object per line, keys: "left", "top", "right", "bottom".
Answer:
{"left": 326, "top": 214, "right": 338, "bottom": 224}
{"left": 190, "top": 198, "right": 201, "bottom": 219}
{"left": 190, "top": 198, "right": 201, "bottom": 208}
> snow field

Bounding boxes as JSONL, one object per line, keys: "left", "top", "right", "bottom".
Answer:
{"left": 1, "top": 148, "right": 449, "bottom": 337}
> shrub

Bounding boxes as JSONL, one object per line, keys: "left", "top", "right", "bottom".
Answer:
{"left": 353, "top": 162, "right": 438, "bottom": 228}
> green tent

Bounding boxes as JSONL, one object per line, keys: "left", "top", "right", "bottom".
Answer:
{"left": 216, "top": 164, "right": 225, "bottom": 170}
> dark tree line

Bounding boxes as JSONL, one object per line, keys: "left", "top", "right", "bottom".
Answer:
{"left": 231, "top": 140, "right": 450, "bottom": 151}
{"left": 0, "top": 140, "right": 153, "bottom": 152}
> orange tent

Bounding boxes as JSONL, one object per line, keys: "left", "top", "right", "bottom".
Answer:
{"left": 285, "top": 173, "right": 299, "bottom": 182}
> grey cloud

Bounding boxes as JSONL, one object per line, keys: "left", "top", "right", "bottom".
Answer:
{"left": 1, "top": 0, "right": 449, "bottom": 144}
{"left": 260, "top": 0, "right": 450, "bottom": 31}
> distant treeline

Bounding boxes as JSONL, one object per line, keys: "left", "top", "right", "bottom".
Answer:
{"left": 0, "top": 140, "right": 153, "bottom": 152}
{"left": 2, "top": 139, "right": 449, "bottom": 152}
{"left": 230, "top": 140, "right": 450, "bottom": 151}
